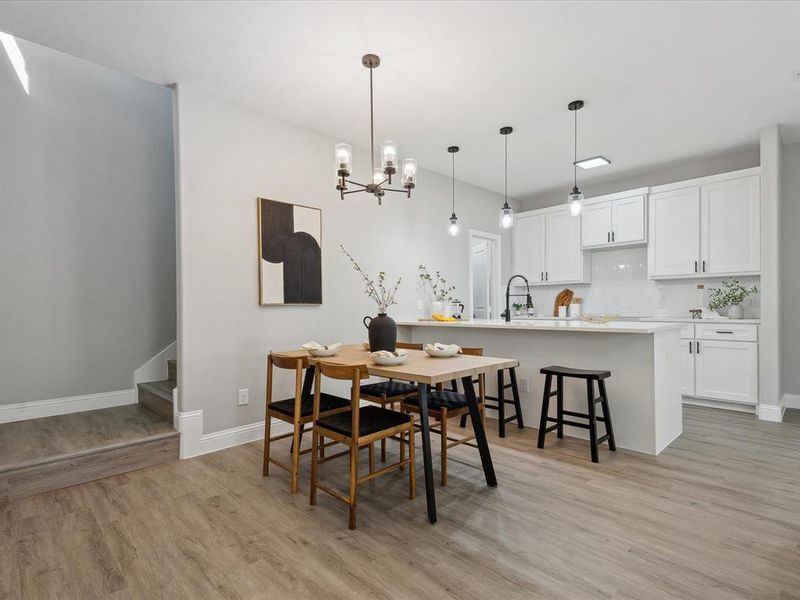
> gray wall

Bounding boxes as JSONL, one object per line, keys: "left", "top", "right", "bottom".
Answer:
{"left": 174, "top": 85, "right": 521, "bottom": 433}
{"left": 0, "top": 37, "right": 176, "bottom": 404}
{"left": 522, "top": 148, "right": 760, "bottom": 210}
{"left": 781, "top": 142, "right": 800, "bottom": 398}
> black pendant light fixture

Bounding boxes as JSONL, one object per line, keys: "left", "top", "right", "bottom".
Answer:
{"left": 498, "top": 126, "right": 514, "bottom": 229}
{"left": 567, "top": 100, "right": 585, "bottom": 216}
{"left": 447, "top": 146, "right": 460, "bottom": 237}
{"left": 334, "top": 54, "right": 417, "bottom": 205}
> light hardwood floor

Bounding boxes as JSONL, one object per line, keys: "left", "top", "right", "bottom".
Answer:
{"left": 1, "top": 406, "right": 798, "bottom": 599}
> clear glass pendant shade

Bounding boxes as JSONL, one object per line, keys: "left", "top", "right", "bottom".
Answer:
{"left": 499, "top": 203, "right": 514, "bottom": 229}
{"left": 448, "top": 213, "right": 459, "bottom": 237}
{"left": 567, "top": 187, "right": 584, "bottom": 216}
{"left": 402, "top": 158, "right": 417, "bottom": 188}
{"left": 381, "top": 141, "right": 397, "bottom": 174}
{"left": 334, "top": 143, "right": 352, "bottom": 176}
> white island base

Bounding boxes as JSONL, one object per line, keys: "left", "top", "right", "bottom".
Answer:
{"left": 397, "top": 320, "right": 683, "bottom": 455}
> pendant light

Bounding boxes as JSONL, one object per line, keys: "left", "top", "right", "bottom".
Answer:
{"left": 499, "top": 126, "right": 514, "bottom": 229}
{"left": 334, "top": 54, "right": 417, "bottom": 205}
{"left": 447, "top": 146, "right": 460, "bottom": 237}
{"left": 567, "top": 100, "right": 585, "bottom": 216}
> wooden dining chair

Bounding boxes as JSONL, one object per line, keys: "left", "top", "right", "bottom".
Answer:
{"left": 310, "top": 360, "right": 416, "bottom": 530}
{"left": 262, "top": 352, "right": 350, "bottom": 494}
{"left": 401, "top": 347, "right": 486, "bottom": 486}
{"left": 359, "top": 341, "right": 423, "bottom": 463}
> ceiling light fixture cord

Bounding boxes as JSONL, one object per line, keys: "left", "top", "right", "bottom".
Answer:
{"left": 504, "top": 134, "right": 508, "bottom": 204}
{"left": 452, "top": 151, "right": 455, "bottom": 212}
{"left": 369, "top": 66, "right": 375, "bottom": 176}
{"left": 574, "top": 107, "right": 578, "bottom": 188}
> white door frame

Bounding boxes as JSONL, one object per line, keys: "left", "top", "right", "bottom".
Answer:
{"left": 468, "top": 229, "right": 502, "bottom": 321}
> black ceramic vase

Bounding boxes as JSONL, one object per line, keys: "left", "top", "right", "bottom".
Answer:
{"left": 363, "top": 313, "right": 397, "bottom": 352}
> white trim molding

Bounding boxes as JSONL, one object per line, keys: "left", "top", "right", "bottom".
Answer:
{"left": 0, "top": 389, "right": 137, "bottom": 424}
{"left": 782, "top": 394, "right": 800, "bottom": 410}
{"left": 757, "top": 403, "right": 785, "bottom": 423}
{"left": 175, "top": 410, "right": 291, "bottom": 459}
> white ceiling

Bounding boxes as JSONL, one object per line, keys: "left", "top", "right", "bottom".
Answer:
{"left": 1, "top": 1, "right": 798, "bottom": 200}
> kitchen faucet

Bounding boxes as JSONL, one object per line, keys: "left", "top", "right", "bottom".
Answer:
{"left": 502, "top": 274, "right": 533, "bottom": 322}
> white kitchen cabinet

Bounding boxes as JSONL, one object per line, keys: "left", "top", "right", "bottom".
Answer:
{"left": 580, "top": 202, "right": 613, "bottom": 247}
{"left": 648, "top": 170, "right": 761, "bottom": 279}
{"left": 701, "top": 176, "right": 760, "bottom": 275}
{"left": 648, "top": 187, "right": 701, "bottom": 277}
{"left": 695, "top": 339, "right": 758, "bottom": 405}
{"left": 512, "top": 207, "right": 588, "bottom": 285}
{"left": 512, "top": 214, "right": 545, "bottom": 282}
{"left": 581, "top": 192, "right": 646, "bottom": 249}
{"left": 545, "top": 210, "right": 583, "bottom": 283}
{"left": 680, "top": 339, "right": 696, "bottom": 396}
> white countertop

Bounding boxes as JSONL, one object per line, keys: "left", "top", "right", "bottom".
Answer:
{"left": 396, "top": 319, "right": 682, "bottom": 334}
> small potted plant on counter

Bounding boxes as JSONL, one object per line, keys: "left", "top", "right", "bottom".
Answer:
{"left": 418, "top": 265, "right": 456, "bottom": 317}
{"left": 341, "top": 245, "right": 402, "bottom": 351}
{"left": 707, "top": 278, "right": 759, "bottom": 319}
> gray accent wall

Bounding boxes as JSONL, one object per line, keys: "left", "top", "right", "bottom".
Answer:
{"left": 781, "top": 142, "right": 800, "bottom": 398}
{"left": 0, "top": 38, "right": 176, "bottom": 404}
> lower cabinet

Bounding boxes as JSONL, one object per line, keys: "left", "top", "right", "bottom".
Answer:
{"left": 680, "top": 339, "right": 696, "bottom": 396}
{"left": 694, "top": 340, "right": 758, "bottom": 405}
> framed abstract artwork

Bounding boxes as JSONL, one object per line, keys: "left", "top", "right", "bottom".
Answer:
{"left": 257, "top": 198, "right": 322, "bottom": 305}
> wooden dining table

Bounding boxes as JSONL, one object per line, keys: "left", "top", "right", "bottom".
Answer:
{"left": 280, "top": 344, "right": 519, "bottom": 523}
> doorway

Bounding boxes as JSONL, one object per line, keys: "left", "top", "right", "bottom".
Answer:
{"left": 468, "top": 230, "right": 501, "bottom": 320}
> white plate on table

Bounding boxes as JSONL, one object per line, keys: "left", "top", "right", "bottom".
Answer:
{"left": 424, "top": 347, "right": 460, "bottom": 358}
{"left": 307, "top": 347, "right": 339, "bottom": 357}
{"left": 371, "top": 354, "right": 408, "bottom": 366}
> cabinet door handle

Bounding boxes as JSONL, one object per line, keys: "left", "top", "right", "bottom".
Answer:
{"left": 716, "top": 330, "right": 734, "bottom": 334}
{"left": 612, "top": 231, "right": 615, "bottom": 242}
{"left": 607, "top": 232, "right": 610, "bottom": 243}
{"left": 702, "top": 260, "right": 706, "bottom": 272}
{"left": 694, "top": 260, "right": 698, "bottom": 273}
{"left": 689, "top": 341, "right": 693, "bottom": 355}
{"left": 541, "top": 271, "right": 544, "bottom": 281}
{"left": 545, "top": 271, "right": 549, "bottom": 281}
{"left": 696, "top": 341, "right": 700, "bottom": 354}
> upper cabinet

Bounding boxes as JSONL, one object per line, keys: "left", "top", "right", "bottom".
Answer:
{"left": 648, "top": 170, "right": 760, "bottom": 279}
{"left": 513, "top": 207, "right": 589, "bottom": 286}
{"left": 581, "top": 192, "right": 647, "bottom": 249}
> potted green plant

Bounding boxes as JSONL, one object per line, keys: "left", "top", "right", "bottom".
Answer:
{"left": 707, "top": 278, "right": 759, "bottom": 319}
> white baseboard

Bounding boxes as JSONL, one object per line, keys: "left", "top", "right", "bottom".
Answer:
{"left": 783, "top": 394, "right": 800, "bottom": 410}
{"left": 757, "top": 403, "right": 785, "bottom": 422}
{"left": 0, "top": 389, "right": 137, "bottom": 424}
{"left": 134, "top": 341, "right": 177, "bottom": 385}
{"left": 175, "top": 410, "right": 291, "bottom": 459}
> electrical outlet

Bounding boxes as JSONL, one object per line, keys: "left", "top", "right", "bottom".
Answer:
{"left": 238, "top": 388, "right": 249, "bottom": 406}
{"left": 519, "top": 377, "right": 530, "bottom": 393}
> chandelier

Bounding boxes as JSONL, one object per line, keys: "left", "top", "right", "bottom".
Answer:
{"left": 334, "top": 54, "right": 417, "bottom": 205}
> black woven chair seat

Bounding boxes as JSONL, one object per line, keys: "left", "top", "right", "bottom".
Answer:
{"left": 270, "top": 393, "right": 350, "bottom": 418}
{"left": 316, "top": 406, "right": 410, "bottom": 437}
{"left": 404, "top": 389, "right": 468, "bottom": 411}
{"left": 360, "top": 380, "right": 417, "bottom": 398}
{"left": 540, "top": 365, "right": 611, "bottom": 380}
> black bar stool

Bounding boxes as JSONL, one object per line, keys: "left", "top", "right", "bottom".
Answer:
{"left": 460, "top": 366, "right": 523, "bottom": 437}
{"left": 536, "top": 365, "right": 616, "bottom": 463}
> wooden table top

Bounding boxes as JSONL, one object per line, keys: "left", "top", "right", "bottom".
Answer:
{"left": 276, "top": 344, "right": 519, "bottom": 385}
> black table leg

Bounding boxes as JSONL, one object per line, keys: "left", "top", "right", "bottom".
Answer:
{"left": 461, "top": 376, "right": 497, "bottom": 487}
{"left": 416, "top": 383, "right": 437, "bottom": 523}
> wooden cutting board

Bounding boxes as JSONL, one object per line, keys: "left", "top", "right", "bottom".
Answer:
{"left": 553, "top": 288, "right": 574, "bottom": 317}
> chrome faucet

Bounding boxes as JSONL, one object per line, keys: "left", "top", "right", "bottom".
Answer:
{"left": 502, "top": 274, "right": 533, "bottom": 322}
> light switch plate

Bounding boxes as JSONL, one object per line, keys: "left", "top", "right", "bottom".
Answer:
{"left": 519, "top": 377, "right": 530, "bottom": 393}
{"left": 238, "top": 388, "right": 249, "bottom": 406}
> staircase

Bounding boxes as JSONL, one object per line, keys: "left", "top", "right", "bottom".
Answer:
{"left": 137, "top": 359, "right": 177, "bottom": 421}
{"left": 0, "top": 359, "right": 180, "bottom": 504}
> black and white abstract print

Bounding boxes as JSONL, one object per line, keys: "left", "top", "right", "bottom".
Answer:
{"left": 258, "top": 198, "right": 321, "bottom": 305}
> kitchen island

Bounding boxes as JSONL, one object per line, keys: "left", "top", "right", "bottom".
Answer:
{"left": 397, "top": 319, "right": 683, "bottom": 455}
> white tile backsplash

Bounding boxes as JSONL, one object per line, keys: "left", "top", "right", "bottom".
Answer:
{"left": 525, "top": 246, "right": 760, "bottom": 319}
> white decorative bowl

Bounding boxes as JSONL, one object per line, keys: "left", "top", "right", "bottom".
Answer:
{"left": 577, "top": 313, "right": 621, "bottom": 325}
{"left": 372, "top": 354, "right": 408, "bottom": 366}
{"left": 424, "top": 347, "right": 460, "bottom": 358}
{"left": 308, "top": 347, "right": 339, "bottom": 357}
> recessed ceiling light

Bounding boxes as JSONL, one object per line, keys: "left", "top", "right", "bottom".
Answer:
{"left": 0, "top": 32, "right": 29, "bottom": 95}
{"left": 575, "top": 156, "right": 610, "bottom": 170}
{"left": 575, "top": 156, "right": 611, "bottom": 169}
